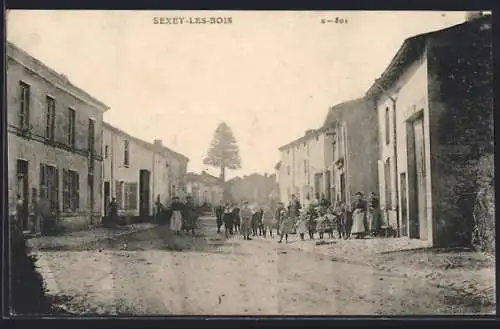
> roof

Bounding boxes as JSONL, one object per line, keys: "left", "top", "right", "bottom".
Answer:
{"left": 278, "top": 126, "right": 326, "bottom": 151}
{"left": 365, "top": 15, "right": 492, "bottom": 100}
{"left": 6, "top": 41, "right": 110, "bottom": 112}
{"left": 322, "top": 97, "right": 368, "bottom": 129}
{"left": 186, "top": 171, "right": 222, "bottom": 185}
{"left": 103, "top": 122, "right": 189, "bottom": 162}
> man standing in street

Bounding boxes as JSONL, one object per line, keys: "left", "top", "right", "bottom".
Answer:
{"left": 215, "top": 201, "right": 225, "bottom": 234}
{"left": 240, "top": 201, "right": 253, "bottom": 240}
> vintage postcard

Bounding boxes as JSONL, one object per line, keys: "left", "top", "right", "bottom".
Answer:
{"left": 5, "top": 10, "right": 495, "bottom": 317}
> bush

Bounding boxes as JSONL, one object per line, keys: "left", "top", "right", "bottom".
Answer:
{"left": 10, "top": 219, "right": 51, "bottom": 315}
{"left": 472, "top": 153, "right": 495, "bottom": 254}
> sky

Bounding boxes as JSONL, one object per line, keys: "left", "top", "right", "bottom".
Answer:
{"left": 7, "top": 10, "right": 468, "bottom": 179}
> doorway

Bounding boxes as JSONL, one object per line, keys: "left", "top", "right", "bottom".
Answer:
{"left": 400, "top": 172, "right": 408, "bottom": 237}
{"left": 103, "top": 181, "right": 110, "bottom": 216}
{"left": 325, "top": 170, "right": 331, "bottom": 202}
{"left": 88, "top": 174, "right": 94, "bottom": 224}
{"left": 16, "top": 159, "right": 29, "bottom": 230}
{"left": 139, "top": 169, "right": 151, "bottom": 217}
{"left": 340, "top": 172, "right": 346, "bottom": 203}
{"left": 407, "top": 114, "right": 428, "bottom": 240}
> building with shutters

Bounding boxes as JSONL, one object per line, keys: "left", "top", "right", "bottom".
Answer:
{"left": 6, "top": 41, "right": 109, "bottom": 232}
{"left": 277, "top": 128, "right": 330, "bottom": 206}
{"left": 102, "top": 124, "right": 189, "bottom": 220}
{"left": 322, "top": 97, "right": 379, "bottom": 208}
{"left": 365, "top": 14, "right": 492, "bottom": 247}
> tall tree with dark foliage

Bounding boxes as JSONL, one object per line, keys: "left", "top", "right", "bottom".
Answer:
{"left": 203, "top": 122, "right": 242, "bottom": 182}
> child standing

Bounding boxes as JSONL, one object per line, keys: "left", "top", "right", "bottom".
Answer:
{"left": 296, "top": 210, "right": 308, "bottom": 241}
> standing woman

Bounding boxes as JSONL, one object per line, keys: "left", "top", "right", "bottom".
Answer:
{"left": 350, "top": 192, "right": 367, "bottom": 239}
{"left": 183, "top": 196, "right": 198, "bottom": 236}
{"left": 367, "top": 192, "right": 382, "bottom": 237}
{"left": 169, "top": 196, "right": 184, "bottom": 235}
{"left": 232, "top": 205, "right": 241, "bottom": 233}
{"left": 262, "top": 206, "right": 275, "bottom": 237}
{"left": 223, "top": 204, "right": 234, "bottom": 237}
{"left": 240, "top": 201, "right": 253, "bottom": 240}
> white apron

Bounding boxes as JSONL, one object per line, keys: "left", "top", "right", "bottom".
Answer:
{"left": 351, "top": 209, "right": 366, "bottom": 234}
{"left": 170, "top": 210, "right": 183, "bottom": 231}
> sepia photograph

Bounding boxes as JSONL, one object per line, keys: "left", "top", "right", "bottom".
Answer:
{"left": 4, "top": 10, "right": 495, "bottom": 317}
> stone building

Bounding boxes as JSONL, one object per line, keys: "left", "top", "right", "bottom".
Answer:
{"left": 277, "top": 128, "right": 329, "bottom": 205}
{"left": 365, "top": 14, "right": 492, "bottom": 246}
{"left": 102, "top": 123, "right": 189, "bottom": 220}
{"left": 185, "top": 171, "right": 224, "bottom": 207}
{"left": 322, "top": 97, "right": 379, "bottom": 207}
{"left": 7, "top": 41, "right": 109, "bottom": 231}
{"left": 226, "top": 173, "right": 278, "bottom": 205}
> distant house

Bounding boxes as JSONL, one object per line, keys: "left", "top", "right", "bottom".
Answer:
{"left": 102, "top": 124, "right": 189, "bottom": 220}
{"left": 322, "top": 97, "right": 379, "bottom": 207}
{"left": 365, "top": 14, "right": 492, "bottom": 247}
{"left": 277, "top": 128, "right": 329, "bottom": 206}
{"left": 226, "top": 173, "right": 278, "bottom": 205}
{"left": 186, "top": 171, "right": 223, "bottom": 207}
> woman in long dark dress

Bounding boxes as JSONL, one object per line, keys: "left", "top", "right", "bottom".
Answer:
{"left": 182, "top": 196, "right": 198, "bottom": 236}
{"left": 169, "top": 196, "right": 184, "bottom": 235}
{"left": 350, "top": 192, "right": 367, "bottom": 239}
{"left": 232, "top": 206, "right": 241, "bottom": 233}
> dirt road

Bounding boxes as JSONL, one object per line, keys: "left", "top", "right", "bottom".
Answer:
{"left": 34, "top": 216, "right": 495, "bottom": 316}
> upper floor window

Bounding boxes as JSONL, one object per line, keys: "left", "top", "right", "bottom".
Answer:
{"left": 19, "top": 81, "right": 30, "bottom": 129}
{"left": 124, "top": 140, "right": 130, "bottom": 166}
{"left": 287, "top": 165, "right": 291, "bottom": 176}
{"left": 104, "top": 145, "right": 109, "bottom": 159}
{"left": 67, "top": 108, "right": 76, "bottom": 147}
{"left": 385, "top": 107, "right": 390, "bottom": 145}
{"left": 45, "top": 96, "right": 56, "bottom": 142}
{"left": 304, "top": 160, "right": 307, "bottom": 176}
{"left": 88, "top": 118, "right": 95, "bottom": 154}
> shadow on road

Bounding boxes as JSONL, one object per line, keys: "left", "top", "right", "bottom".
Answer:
{"left": 38, "top": 225, "right": 239, "bottom": 255}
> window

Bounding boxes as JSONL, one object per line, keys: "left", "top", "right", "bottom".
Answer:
{"left": 116, "top": 180, "right": 123, "bottom": 209}
{"left": 287, "top": 165, "right": 291, "bottom": 176}
{"left": 67, "top": 108, "right": 76, "bottom": 147}
{"left": 88, "top": 118, "right": 95, "bottom": 153}
{"left": 332, "top": 140, "right": 337, "bottom": 161}
{"left": 19, "top": 81, "right": 30, "bottom": 129}
{"left": 123, "top": 182, "right": 137, "bottom": 210}
{"left": 124, "top": 140, "right": 130, "bottom": 166}
{"left": 63, "top": 169, "right": 79, "bottom": 212}
{"left": 304, "top": 160, "right": 307, "bottom": 176}
{"left": 384, "top": 158, "right": 392, "bottom": 209}
{"left": 104, "top": 145, "right": 109, "bottom": 159}
{"left": 385, "top": 107, "right": 390, "bottom": 145}
{"left": 45, "top": 96, "right": 55, "bottom": 141}
{"left": 40, "top": 164, "right": 59, "bottom": 212}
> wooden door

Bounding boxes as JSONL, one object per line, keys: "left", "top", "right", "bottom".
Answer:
{"left": 413, "top": 117, "right": 428, "bottom": 240}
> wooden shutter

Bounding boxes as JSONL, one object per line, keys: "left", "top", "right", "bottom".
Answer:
{"left": 129, "top": 183, "right": 138, "bottom": 210}
{"left": 116, "top": 180, "right": 122, "bottom": 209}
{"left": 75, "top": 172, "right": 80, "bottom": 211}
{"left": 62, "top": 169, "right": 69, "bottom": 211}
{"left": 39, "top": 165, "right": 46, "bottom": 199}
{"left": 54, "top": 168, "right": 59, "bottom": 213}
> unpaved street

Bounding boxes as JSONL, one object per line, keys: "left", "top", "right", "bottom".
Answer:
{"left": 34, "top": 216, "right": 495, "bottom": 316}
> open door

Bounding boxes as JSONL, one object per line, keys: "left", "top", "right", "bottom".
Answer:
{"left": 16, "top": 160, "right": 29, "bottom": 230}
{"left": 139, "top": 169, "right": 151, "bottom": 217}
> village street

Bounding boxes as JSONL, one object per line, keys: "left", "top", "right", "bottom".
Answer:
{"left": 30, "top": 216, "right": 495, "bottom": 316}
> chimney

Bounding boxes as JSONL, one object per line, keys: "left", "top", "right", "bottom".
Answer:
{"left": 154, "top": 139, "right": 163, "bottom": 146}
{"left": 465, "top": 11, "right": 483, "bottom": 21}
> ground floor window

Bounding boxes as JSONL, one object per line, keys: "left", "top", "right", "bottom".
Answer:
{"left": 63, "top": 169, "right": 79, "bottom": 212}
{"left": 124, "top": 182, "right": 138, "bottom": 210}
{"left": 40, "top": 164, "right": 59, "bottom": 212}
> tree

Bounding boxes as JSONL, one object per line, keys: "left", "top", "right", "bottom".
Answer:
{"left": 203, "top": 122, "right": 242, "bottom": 182}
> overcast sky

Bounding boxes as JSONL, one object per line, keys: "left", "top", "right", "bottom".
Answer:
{"left": 7, "top": 10, "right": 467, "bottom": 179}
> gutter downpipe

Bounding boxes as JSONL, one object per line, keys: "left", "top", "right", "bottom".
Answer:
{"left": 373, "top": 82, "right": 401, "bottom": 237}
